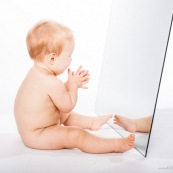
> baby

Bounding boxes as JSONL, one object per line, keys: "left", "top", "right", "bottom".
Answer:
{"left": 14, "top": 20, "right": 135, "bottom": 154}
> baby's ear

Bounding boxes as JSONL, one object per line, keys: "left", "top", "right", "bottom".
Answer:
{"left": 47, "top": 53, "right": 56, "bottom": 65}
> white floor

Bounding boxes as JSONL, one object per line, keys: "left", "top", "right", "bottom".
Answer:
{"left": 0, "top": 109, "right": 173, "bottom": 173}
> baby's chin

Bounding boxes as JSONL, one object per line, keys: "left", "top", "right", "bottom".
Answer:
{"left": 54, "top": 67, "right": 69, "bottom": 75}
{"left": 55, "top": 70, "right": 64, "bottom": 76}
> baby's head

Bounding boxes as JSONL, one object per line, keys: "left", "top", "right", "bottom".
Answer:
{"left": 26, "top": 20, "right": 74, "bottom": 74}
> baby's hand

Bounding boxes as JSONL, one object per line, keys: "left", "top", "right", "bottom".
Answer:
{"left": 67, "top": 66, "right": 90, "bottom": 89}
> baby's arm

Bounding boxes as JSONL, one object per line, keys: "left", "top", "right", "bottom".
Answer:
{"left": 48, "top": 66, "right": 90, "bottom": 113}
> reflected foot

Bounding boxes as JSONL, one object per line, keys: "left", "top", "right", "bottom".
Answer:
{"left": 114, "top": 134, "right": 135, "bottom": 152}
{"left": 114, "top": 115, "right": 137, "bottom": 133}
{"left": 90, "top": 114, "right": 113, "bottom": 130}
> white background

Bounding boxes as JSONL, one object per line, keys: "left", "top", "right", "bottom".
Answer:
{"left": 0, "top": 0, "right": 172, "bottom": 117}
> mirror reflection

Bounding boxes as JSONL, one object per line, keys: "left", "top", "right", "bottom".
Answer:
{"left": 95, "top": 0, "right": 173, "bottom": 156}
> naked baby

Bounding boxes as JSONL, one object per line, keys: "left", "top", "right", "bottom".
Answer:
{"left": 14, "top": 20, "right": 135, "bottom": 154}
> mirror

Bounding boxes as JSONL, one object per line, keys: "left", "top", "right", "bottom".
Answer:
{"left": 95, "top": 0, "right": 173, "bottom": 157}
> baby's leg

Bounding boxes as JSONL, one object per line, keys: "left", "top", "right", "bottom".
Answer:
{"left": 114, "top": 115, "right": 137, "bottom": 132}
{"left": 23, "top": 125, "right": 135, "bottom": 153}
{"left": 114, "top": 115, "right": 152, "bottom": 133}
{"left": 133, "top": 116, "right": 152, "bottom": 133}
{"left": 61, "top": 112, "right": 112, "bottom": 130}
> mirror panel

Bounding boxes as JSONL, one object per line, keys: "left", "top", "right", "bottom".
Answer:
{"left": 95, "top": 0, "right": 173, "bottom": 156}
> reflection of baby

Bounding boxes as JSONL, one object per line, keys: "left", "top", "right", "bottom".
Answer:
{"left": 114, "top": 115, "right": 152, "bottom": 133}
{"left": 14, "top": 20, "right": 135, "bottom": 154}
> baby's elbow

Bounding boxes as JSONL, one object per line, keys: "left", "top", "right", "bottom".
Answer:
{"left": 59, "top": 104, "right": 74, "bottom": 113}
{"left": 61, "top": 108, "right": 73, "bottom": 113}
{"left": 59, "top": 96, "right": 76, "bottom": 113}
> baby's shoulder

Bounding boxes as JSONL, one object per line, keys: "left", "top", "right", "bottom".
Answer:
{"left": 46, "top": 75, "right": 64, "bottom": 87}
{"left": 45, "top": 75, "right": 65, "bottom": 95}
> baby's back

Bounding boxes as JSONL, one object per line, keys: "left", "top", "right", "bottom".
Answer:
{"left": 14, "top": 67, "right": 60, "bottom": 137}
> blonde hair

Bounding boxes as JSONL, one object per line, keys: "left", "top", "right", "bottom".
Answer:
{"left": 26, "top": 20, "right": 74, "bottom": 60}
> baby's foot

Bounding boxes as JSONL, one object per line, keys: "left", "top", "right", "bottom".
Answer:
{"left": 114, "top": 134, "right": 135, "bottom": 153}
{"left": 114, "top": 115, "right": 137, "bottom": 132}
{"left": 90, "top": 114, "right": 113, "bottom": 130}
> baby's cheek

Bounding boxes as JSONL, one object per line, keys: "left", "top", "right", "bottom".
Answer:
{"left": 67, "top": 60, "right": 71, "bottom": 66}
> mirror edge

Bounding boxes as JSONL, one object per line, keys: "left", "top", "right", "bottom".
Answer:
{"left": 145, "top": 14, "right": 173, "bottom": 157}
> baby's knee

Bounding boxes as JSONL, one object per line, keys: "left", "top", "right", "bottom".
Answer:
{"left": 67, "top": 127, "right": 83, "bottom": 138}
{"left": 65, "top": 127, "right": 84, "bottom": 148}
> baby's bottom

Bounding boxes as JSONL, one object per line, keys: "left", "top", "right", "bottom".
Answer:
{"left": 24, "top": 125, "right": 135, "bottom": 154}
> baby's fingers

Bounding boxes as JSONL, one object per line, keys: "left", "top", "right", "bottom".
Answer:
{"left": 80, "top": 70, "right": 89, "bottom": 77}
{"left": 80, "top": 85, "right": 88, "bottom": 89}
{"left": 68, "top": 68, "right": 75, "bottom": 75}
{"left": 76, "top": 66, "right": 83, "bottom": 75}
{"left": 79, "top": 70, "right": 85, "bottom": 75}
{"left": 82, "top": 81, "right": 88, "bottom": 85}
{"left": 68, "top": 68, "right": 72, "bottom": 76}
{"left": 82, "top": 75, "right": 90, "bottom": 82}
